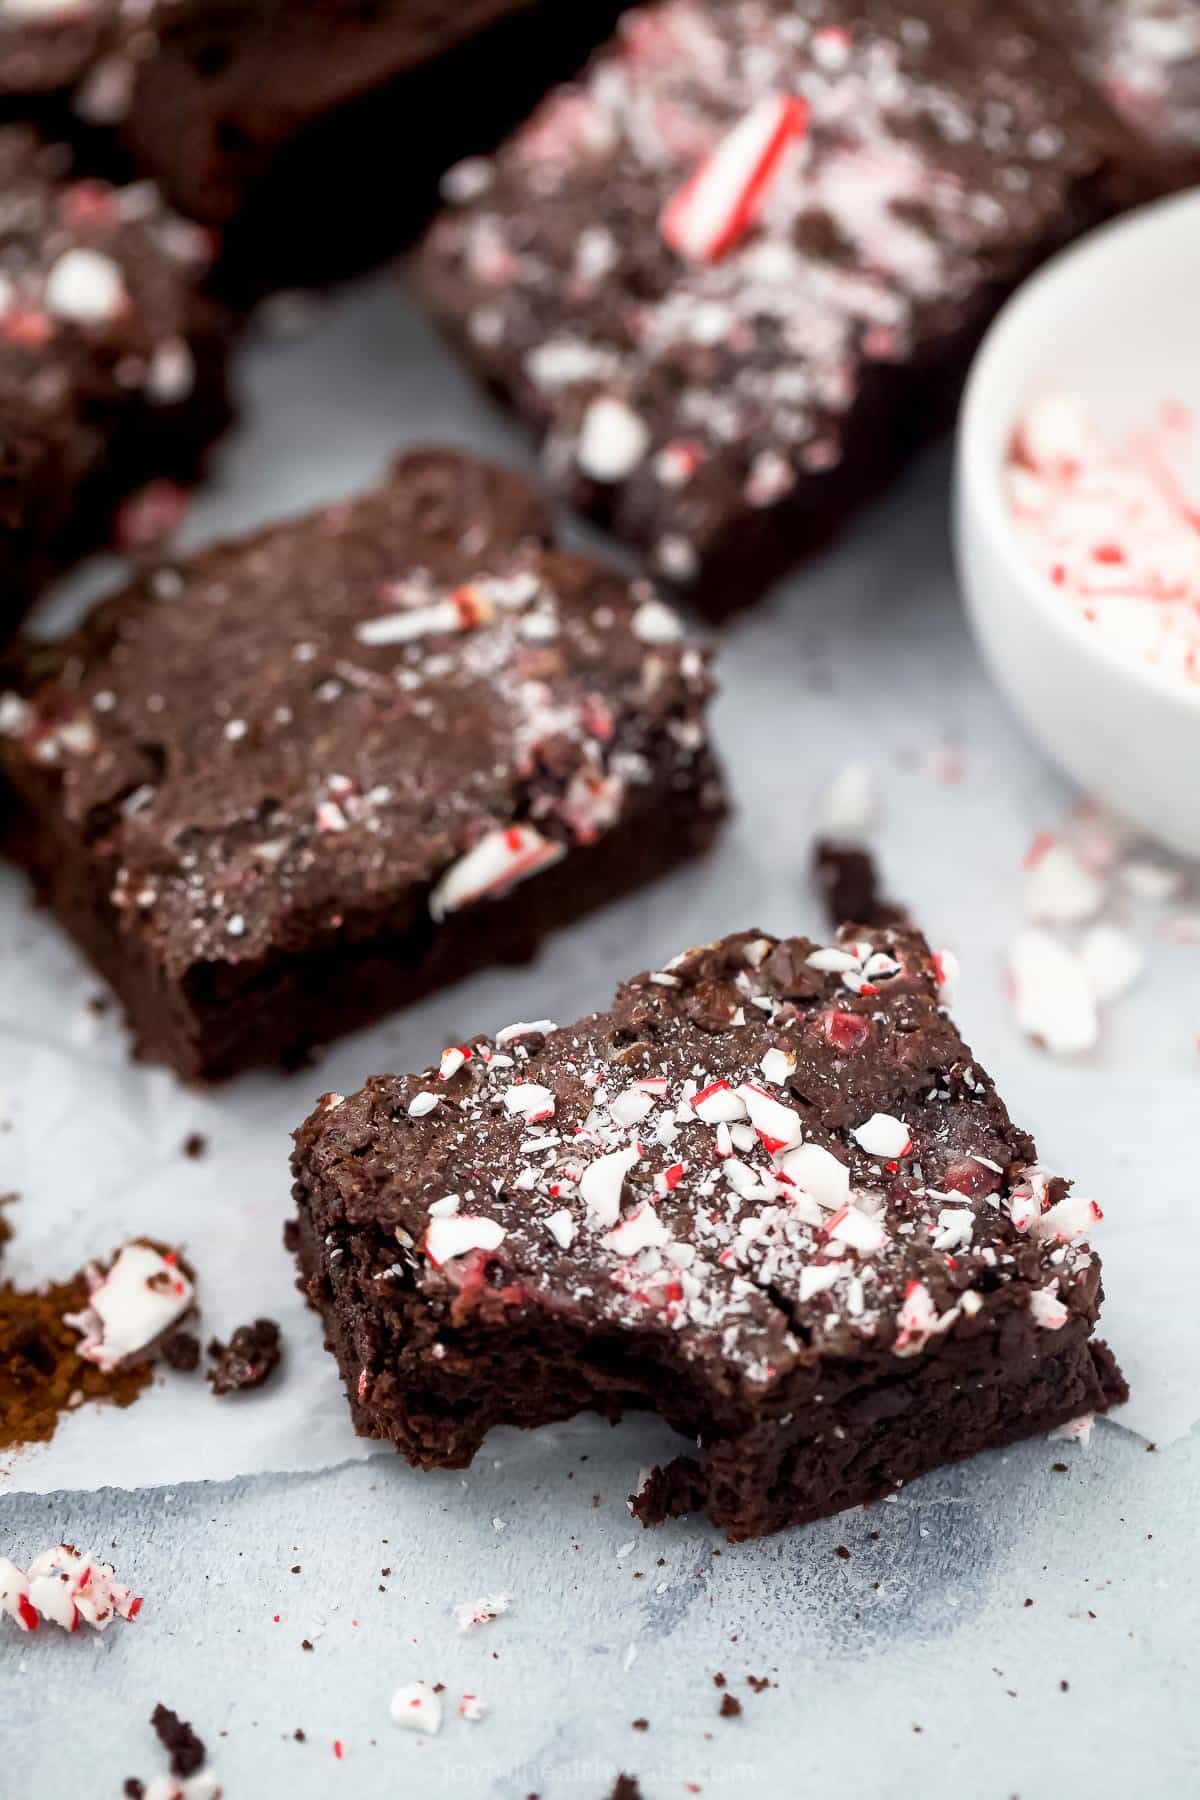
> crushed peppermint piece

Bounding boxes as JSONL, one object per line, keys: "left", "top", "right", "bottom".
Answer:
{"left": 1029, "top": 1286, "right": 1069, "bottom": 1330}
{"left": 580, "top": 1145, "right": 641, "bottom": 1228}
{"left": 1008, "top": 929, "right": 1099, "bottom": 1056}
{"left": 851, "top": 1113, "right": 911, "bottom": 1159}
{"left": 819, "top": 760, "right": 877, "bottom": 837}
{"left": 44, "top": 247, "right": 128, "bottom": 323}
{"left": 452, "top": 1593, "right": 510, "bottom": 1631}
{"left": 577, "top": 396, "right": 650, "bottom": 482}
{"left": 64, "top": 1243, "right": 193, "bottom": 1372}
{"left": 424, "top": 1215, "right": 506, "bottom": 1267}
{"left": 389, "top": 1681, "right": 442, "bottom": 1734}
{"left": 1077, "top": 923, "right": 1145, "bottom": 1003}
{"left": 661, "top": 92, "right": 808, "bottom": 263}
{"left": 1024, "top": 839, "right": 1106, "bottom": 924}
{"left": 1, "top": 1545, "right": 141, "bottom": 1634}
{"left": 632, "top": 597, "right": 683, "bottom": 643}
{"left": 430, "top": 826, "right": 566, "bottom": 920}
{"left": 503, "top": 1083, "right": 556, "bottom": 1122}
{"left": 408, "top": 1091, "right": 440, "bottom": 1119}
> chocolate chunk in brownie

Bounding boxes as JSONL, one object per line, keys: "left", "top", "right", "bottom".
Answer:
{"left": 419, "top": 0, "right": 1165, "bottom": 615}
{"left": 0, "top": 126, "right": 230, "bottom": 635}
{"left": 0, "top": 449, "right": 724, "bottom": 1080}
{"left": 291, "top": 925, "right": 1125, "bottom": 1540}
{"left": 206, "top": 1318, "right": 281, "bottom": 1394}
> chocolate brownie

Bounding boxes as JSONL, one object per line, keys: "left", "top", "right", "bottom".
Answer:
{"left": 0, "top": 450, "right": 724, "bottom": 1081}
{"left": 1029, "top": 0, "right": 1200, "bottom": 170}
{"left": 0, "top": 126, "right": 230, "bottom": 635}
{"left": 419, "top": 0, "right": 1163, "bottom": 615}
{"left": 112, "top": 0, "right": 634, "bottom": 290}
{"left": 291, "top": 925, "right": 1125, "bottom": 1540}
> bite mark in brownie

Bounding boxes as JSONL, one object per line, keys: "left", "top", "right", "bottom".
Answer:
{"left": 0, "top": 449, "right": 724, "bottom": 1080}
{"left": 291, "top": 925, "right": 1125, "bottom": 1541}
{"left": 0, "top": 125, "right": 230, "bottom": 634}
{"left": 419, "top": 0, "right": 1165, "bottom": 614}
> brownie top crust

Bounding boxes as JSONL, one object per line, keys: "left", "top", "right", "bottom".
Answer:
{"left": 420, "top": 0, "right": 1147, "bottom": 589}
{"left": 295, "top": 926, "right": 1104, "bottom": 1391}
{"left": 0, "top": 449, "right": 715, "bottom": 980}
{"left": 0, "top": 0, "right": 119, "bottom": 100}
{"left": 1027, "top": 0, "right": 1200, "bottom": 159}
{"left": 0, "top": 124, "right": 217, "bottom": 460}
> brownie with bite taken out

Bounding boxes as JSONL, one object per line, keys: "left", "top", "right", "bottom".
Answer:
{"left": 291, "top": 925, "right": 1125, "bottom": 1540}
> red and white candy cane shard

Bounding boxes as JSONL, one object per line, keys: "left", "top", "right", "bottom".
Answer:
{"left": 661, "top": 92, "right": 808, "bottom": 264}
{"left": 429, "top": 825, "right": 566, "bottom": 921}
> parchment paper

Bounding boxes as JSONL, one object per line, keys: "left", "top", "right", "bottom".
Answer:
{"left": 1, "top": 270, "right": 1194, "bottom": 1496}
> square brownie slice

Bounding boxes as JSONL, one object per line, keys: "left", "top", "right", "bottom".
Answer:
{"left": 419, "top": 0, "right": 1160, "bottom": 615}
{"left": 0, "top": 449, "right": 724, "bottom": 1080}
{"left": 0, "top": 125, "right": 230, "bottom": 635}
{"left": 115, "top": 0, "right": 633, "bottom": 288}
{"left": 291, "top": 926, "right": 1125, "bottom": 1540}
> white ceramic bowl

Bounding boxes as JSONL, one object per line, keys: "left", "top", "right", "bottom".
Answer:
{"left": 955, "top": 187, "right": 1200, "bottom": 859}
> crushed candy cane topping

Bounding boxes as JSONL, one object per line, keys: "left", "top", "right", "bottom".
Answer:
{"left": 358, "top": 927, "right": 1101, "bottom": 1372}
{"left": 427, "top": 0, "right": 1126, "bottom": 586}
{"left": 64, "top": 1242, "right": 193, "bottom": 1371}
{"left": 0, "top": 1545, "right": 142, "bottom": 1634}
{"left": 1009, "top": 396, "right": 1200, "bottom": 687}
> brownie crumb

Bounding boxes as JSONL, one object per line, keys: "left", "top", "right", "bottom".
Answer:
{"left": 1052, "top": 1462, "right": 1069, "bottom": 1473}
{"left": 294, "top": 1729, "right": 306, "bottom": 1743}
{"left": 747, "top": 1675, "right": 770, "bottom": 1693}
{"left": 207, "top": 1318, "right": 282, "bottom": 1394}
{"left": 610, "top": 1779, "right": 643, "bottom": 1800}
{"left": 631, "top": 1717, "right": 649, "bottom": 1731}
{"left": 282, "top": 1219, "right": 300, "bottom": 1255}
{"left": 182, "top": 1133, "right": 208, "bottom": 1160}
{"left": 161, "top": 1330, "right": 201, "bottom": 1372}
{"left": 151, "top": 1704, "right": 205, "bottom": 1778}
{"left": 812, "top": 839, "right": 906, "bottom": 931}
{"left": 123, "top": 1781, "right": 145, "bottom": 1799}
{"left": 834, "top": 1544, "right": 851, "bottom": 1560}
{"left": 719, "top": 1694, "right": 742, "bottom": 1719}
{"left": 713, "top": 1673, "right": 726, "bottom": 1689}
{"left": 301, "top": 1639, "right": 313, "bottom": 1652}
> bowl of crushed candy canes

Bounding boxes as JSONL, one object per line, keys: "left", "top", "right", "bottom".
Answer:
{"left": 956, "top": 185, "right": 1200, "bottom": 860}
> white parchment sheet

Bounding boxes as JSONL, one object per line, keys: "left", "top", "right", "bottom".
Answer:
{"left": 1, "top": 272, "right": 1195, "bottom": 1496}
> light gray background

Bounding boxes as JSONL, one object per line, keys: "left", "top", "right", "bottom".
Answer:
{"left": 1, "top": 271, "right": 1196, "bottom": 1800}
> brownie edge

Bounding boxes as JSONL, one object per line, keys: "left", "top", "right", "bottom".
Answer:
{"left": 290, "top": 925, "right": 1125, "bottom": 1540}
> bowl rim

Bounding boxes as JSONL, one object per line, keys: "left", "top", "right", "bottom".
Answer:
{"left": 956, "top": 185, "right": 1200, "bottom": 718}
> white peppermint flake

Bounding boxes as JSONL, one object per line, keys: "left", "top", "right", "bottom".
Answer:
{"left": 1077, "top": 923, "right": 1145, "bottom": 1004}
{"left": 577, "top": 396, "right": 650, "bottom": 481}
{"left": 1024, "top": 841, "right": 1106, "bottom": 924}
{"left": 851, "top": 1112, "right": 911, "bottom": 1159}
{"left": 390, "top": 1681, "right": 442, "bottom": 1734}
{"left": 1008, "top": 929, "right": 1099, "bottom": 1057}
{"left": 45, "top": 247, "right": 128, "bottom": 323}
{"left": 820, "top": 760, "right": 877, "bottom": 836}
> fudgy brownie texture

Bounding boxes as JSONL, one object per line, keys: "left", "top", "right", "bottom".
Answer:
{"left": 419, "top": 0, "right": 1169, "bottom": 615}
{"left": 0, "top": 449, "right": 724, "bottom": 1081}
{"left": 292, "top": 926, "right": 1125, "bottom": 1540}
{"left": 1027, "top": 0, "right": 1200, "bottom": 169}
{"left": 0, "top": 125, "right": 230, "bottom": 635}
